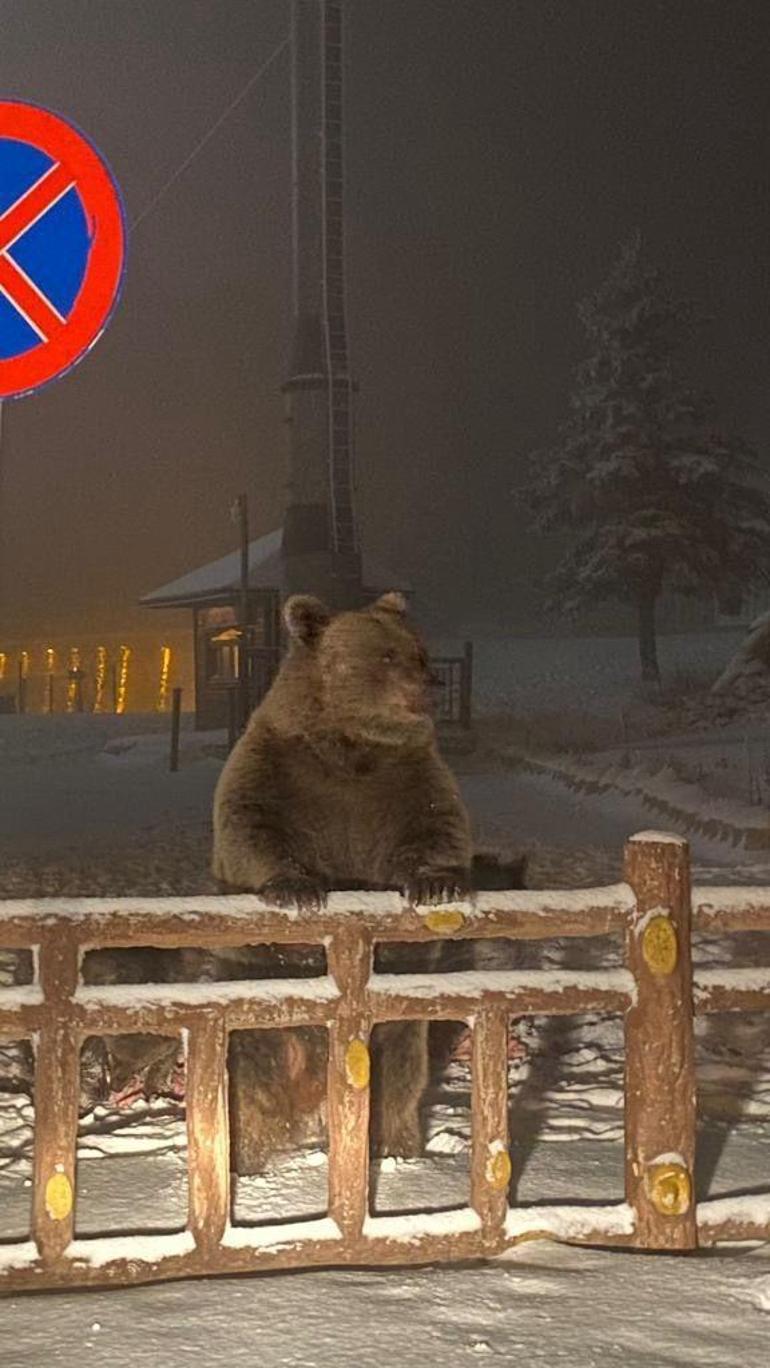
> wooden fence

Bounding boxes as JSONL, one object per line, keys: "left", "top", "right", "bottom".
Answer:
{"left": 1, "top": 830, "right": 769, "bottom": 1294}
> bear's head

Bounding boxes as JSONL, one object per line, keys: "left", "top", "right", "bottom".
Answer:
{"left": 281, "top": 591, "right": 437, "bottom": 741}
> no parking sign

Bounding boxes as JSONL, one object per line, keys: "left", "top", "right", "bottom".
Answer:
{"left": 0, "top": 101, "right": 126, "bottom": 399}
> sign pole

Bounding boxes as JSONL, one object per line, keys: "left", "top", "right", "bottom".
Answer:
{"left": 238, "top": 493, "right": 250, "bottom": 627}
{"left": 237, "top": 493, "right": 250, "bottom": 733}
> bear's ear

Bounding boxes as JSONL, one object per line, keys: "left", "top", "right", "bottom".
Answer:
{"left": 283, "top": 595, "right": 331, "bottom": 645}
{"left": 371, "top": 591, "right": 407, "bottom": 616}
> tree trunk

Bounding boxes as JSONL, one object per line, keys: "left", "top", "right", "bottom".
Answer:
{"left": 637, "top": 589, "right": 660, "bottom": 682}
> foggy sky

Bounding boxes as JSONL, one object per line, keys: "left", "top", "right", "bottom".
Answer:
{"left": 0, "top": 0, "right": 767, "bottom": 639}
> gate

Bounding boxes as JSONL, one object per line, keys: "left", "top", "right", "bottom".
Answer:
{"left": 430, "top": 642, "right": 473, "bottom": 728}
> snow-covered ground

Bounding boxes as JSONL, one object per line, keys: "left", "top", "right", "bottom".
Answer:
{"left": 2, "top": 633, "right": 770, "bottom": 1364}
{"left": 2, "top": 994, "right": 770, "bottom": 1364}
{"left": 1, "top": 1237, "right": 768, "bottom": 1368}
{"left": 436, "top": 625, "right": 744, "bottom": 720}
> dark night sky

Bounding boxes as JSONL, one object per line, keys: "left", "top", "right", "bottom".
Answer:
{"left": 0, "top": 0, "right": 767, "bottom": 638}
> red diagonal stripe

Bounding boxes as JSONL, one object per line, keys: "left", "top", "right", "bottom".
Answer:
{"left": 0, "top": 254, "right": 66, "bottom": 343}
{"left": 0, "top": 162, "right": 75, "bottom": 253}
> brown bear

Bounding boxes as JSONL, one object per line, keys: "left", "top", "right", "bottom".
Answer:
{"left": 212, "top": 590, "right": 472, "bottom": 904}
{"left": 211, "top": 590, "right": 473, "bottom": 1168}
{"left": 91, "top": 594, "right": 527, "bottom": 1173}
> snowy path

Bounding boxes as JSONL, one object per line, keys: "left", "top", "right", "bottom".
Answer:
{"left": 1, "top": 1233, "right": 769, "bottom": 1367}
{"left": 462, "top": 760, "right": 759, "bottom": 877}
{"left": 0, "top": 732, "right": 753, "bottom": 876}
{"left": 465, "top": 766, "right": 656, "bottom": 859}
{"left": 0, "top": 754, "right": 219, "bottom": 853}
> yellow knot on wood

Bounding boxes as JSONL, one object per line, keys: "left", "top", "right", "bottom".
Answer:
{"left": 485, "top": 1149, "right": 512, "bottom": 1191}
{"left": 424, "top": 907, "right": 465, "bottom": 935}
{"left": 642, "top": 916, "right": 678, "bottom": 975}
{"left": 345, "top": 1038, "right": 370, "bottom": 1090}
{"left": 45, "top": 1170, "right": 73, "bottom": 1222}
{"left": 647, "top": 1162, "right": 691, "bottom": 1217}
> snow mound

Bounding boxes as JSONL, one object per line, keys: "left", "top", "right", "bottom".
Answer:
{"left": 741, "top": 1274, "right": 770, "bottom": 1313}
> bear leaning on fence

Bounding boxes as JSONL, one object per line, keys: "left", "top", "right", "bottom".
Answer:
{"left": 211, "top": 589, "right": 473, "bottom": 1169}
{"left": 89, "top": 592, "right": 526, "bottom": 1173}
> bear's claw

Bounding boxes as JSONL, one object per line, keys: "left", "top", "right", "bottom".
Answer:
{"left": 259, "top": 875, "right": 327, "bottom": 911}
{"left": 404, "top": 873, "right": 469, "bottom": 905}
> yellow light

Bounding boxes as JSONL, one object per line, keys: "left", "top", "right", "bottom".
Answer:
{"left": 44, "top": 646, "right": 55, "bottom": 713}
{"left": 116, "top": 645, "right": 131, "bottom": 714}
{"left": 20, "top": 651, "right": 29, "bottom": 679}
{"left": 157, "top": 645, "right": 172, "bottom": 712}
{"left": 93, "top": 646, "right": 107, "bottom": 714}
{"left": 65, "top": 647, "right": 81, "bottom": 713}
{"left": 0, "top": 652, "right": 6, "bottom": 681}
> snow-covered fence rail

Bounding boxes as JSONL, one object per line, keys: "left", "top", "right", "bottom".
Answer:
{"left": 1, "top": 830, "right": 770, "bottom": 1293}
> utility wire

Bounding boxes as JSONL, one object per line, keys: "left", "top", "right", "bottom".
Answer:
{"left": 131, "top": 36, "right": 289, "bottom": 230}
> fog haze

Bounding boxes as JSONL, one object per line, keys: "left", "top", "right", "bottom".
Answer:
{"left": 0, "top": 0, "right": 767, "bottom": 636}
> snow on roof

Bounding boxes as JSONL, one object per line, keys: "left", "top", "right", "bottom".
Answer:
{"left": 139, "top": 529, "right": 283, "bottom": 607}
{"left": 139, "top": 528, "right": 410, "bottom": 608}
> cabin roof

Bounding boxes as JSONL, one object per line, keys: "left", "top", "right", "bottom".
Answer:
{"left": 140, "top": 529, "right": 410, "bottom": 608}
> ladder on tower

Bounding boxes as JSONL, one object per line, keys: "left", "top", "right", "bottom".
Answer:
{"left": 321, "top": 0, "right": 358, "bottom": 564}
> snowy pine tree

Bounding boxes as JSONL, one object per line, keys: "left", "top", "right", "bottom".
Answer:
{"left": 526, "top": 233, "right": 770, "bottom": 681}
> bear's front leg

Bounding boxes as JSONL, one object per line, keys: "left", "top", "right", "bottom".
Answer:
{"left": 390, "top": 761, "right": 472, "bottom": 905}
{"left": 213, "top": 776, "right": 327, "bottom": 907}
{"left": 213, "top": 726, "right": 329, "bottom": 905}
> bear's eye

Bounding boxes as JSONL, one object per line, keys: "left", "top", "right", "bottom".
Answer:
{"left": 381, "top": 651, "right": 396, "bottom": 665}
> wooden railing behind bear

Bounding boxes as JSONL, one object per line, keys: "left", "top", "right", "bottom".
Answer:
{"left": 1, "top": 830, "right": 770, "bottom": 1294}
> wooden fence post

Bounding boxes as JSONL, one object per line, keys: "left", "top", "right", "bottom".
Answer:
{"left": 32, "top": 927, "right": 80, "bottom": 1264}
{"left": 327, "top": 928, "right": 372, "bottom": 1241}
{"left": 623, "top": 832, "right": 697, "bottom": 1249}
{"left": 186, "top": 1015, "right": 230, "bottom": 1257}
{"left": 471, "top": 1005, "right": 510, "bottom": 1255}
{"left": 169, "top": 686, "right": 182, "bottom": 772}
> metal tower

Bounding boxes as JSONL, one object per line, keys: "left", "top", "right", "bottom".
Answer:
{"left": 281, "top": 0, "right": 363, "bottom": 608}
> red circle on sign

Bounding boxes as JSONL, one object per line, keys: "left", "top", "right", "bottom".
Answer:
{"left": 0, "top": 101, "right": 126, "bottom": 399}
